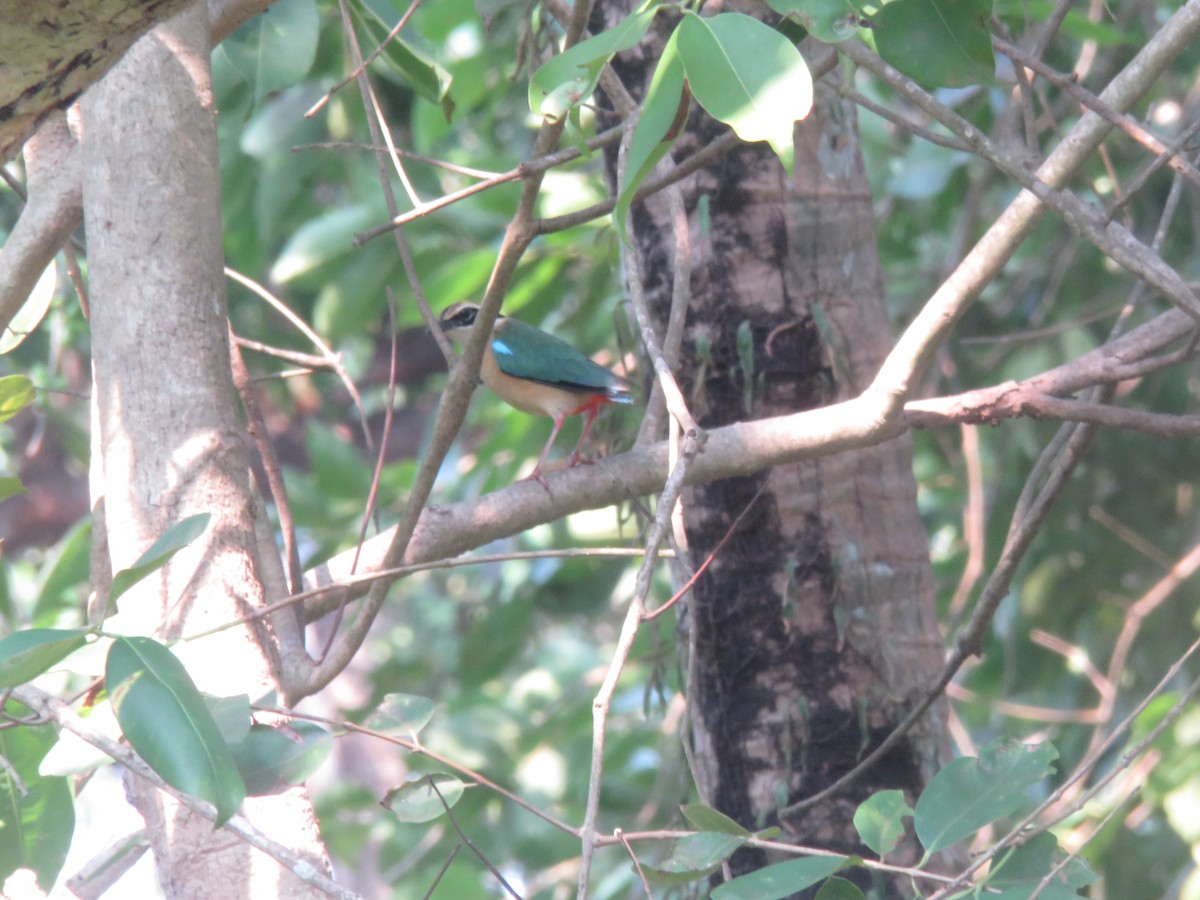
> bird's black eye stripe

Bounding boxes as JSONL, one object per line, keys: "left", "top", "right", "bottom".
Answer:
{"left": 452, "top": 308, "right": 477, "bottom": 326}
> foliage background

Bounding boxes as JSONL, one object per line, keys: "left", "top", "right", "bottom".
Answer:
{"left": 2, "top": 0, "right": 1199, "bottom": 896}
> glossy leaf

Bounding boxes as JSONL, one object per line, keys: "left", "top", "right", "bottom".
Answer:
{"left": 109, "top": 514, "right": 211, "bottom": 606}
{"left": 381, "top": 773, "right": 464, "bottom": 823}
{"left": 711, "top": 855, "right": 854, "bottom": 899}
{"left": 34, "top": 520, "right": 92, "bottom": 622}
{"left": 0, "top": 628, "right": 90, "bottom": 689}
{"left": 915, "top": 740, "right": 1057, "bottom": 853}
{"left": 106, "top": 636, "right": 245, "bottom": 825}
{"left": 676, "top": 12, "right": 813, "bottom": 167}
{"left": 0, "top": 701, "right": 74, "bottom": 891}
{"left": 874, "top": 0, "right": 994, "bottom": 89}
{"left": 228, "top": 722, "right": 332, "bottom": 796}
{"left": 853, "top": 789, "right": 913, "bottom": 857}
{"left": 0, "top": 375, "right": 35, "bottom": 422}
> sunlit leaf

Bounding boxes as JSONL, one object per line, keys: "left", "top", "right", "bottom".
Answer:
{"left": 366, "top": 693, "right": 437, "bottom": 736}
{"left": 766, "top": 0, "right": 865, "bottom": 43}
{"left": 853, "top": 789, "right": 913, "bottom": 857}
{"left": 677, "top": 12, "right": 812, "bottom": 167}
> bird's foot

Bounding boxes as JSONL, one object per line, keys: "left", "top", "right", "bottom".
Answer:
{"left": 520, "top": 468, "right": 553, "bottom": 491}
{"left": 567, "top": 452, "right": 596, "bottom": 468}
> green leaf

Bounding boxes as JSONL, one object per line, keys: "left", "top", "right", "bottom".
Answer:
{"left": 457, "top": 599, "right": 534, "bottom": 686}
{"left": 766, "top": 0, "right": 864, "bottom": 43}
{"left": 381, "top": 773, "right": 464, "bottom": 823}
{"left": 915, "top": 740, "right": 1057, "bottom": 853}
{"left": 0, "top": 375, "right": 35, "bottom": 423}
{"left": 874, "top": 0, "right": 995, "bottom": 89}
{"left": 0, "top": 628, "right": 91, "bottom": 689}
{"left": 365, "top": 693, "right": 437, "bottom": 736}
{"left": 219, "top": 0, "right": 319, "bottom": 103}
{"left": 676, "top": 12, "right": 813, "bottom": 167}
{"left": 529, "top": 5, "right": 659, "bottom": 121}
{"left": 0, "top": 701, "right": 75, "bottom": 891}
{"left": 228, "top": 722, "right": 332, "bottom": 796}
{"left": 0, "top": 262, "right": 55, "bottom": 354}
{"left": 204, "top": 694, "right": 252, "bottom": 745}
{"left": 711, "top": 855, "right": 854, "bottom": 900}
{"left": 681, "top": 803, "right": 752, "bottom": 837}
{"left": 615, "top": 30, "right": 685, "bottom": 238}
{"left": 853, "top": 789, "right": 913, "bottom": 857}
{"left": 270, "top": 204, "right": 381, "bottom": 283}
{"left": 106, "top": 636, "right": 246, "bottom": 825}
{"left": 643, "top": 831, "right": 746, "bottom": 884}
{"left": 34, "top": 521, "right": 93, "bottom": 622}
{"left": 109, "top": 514, "right": 211, "bottom": 606}
{"left": 987, "top": 831, "right": 1098, "bottom": 896}
{"left": 351, "top": 0, "right": 454, "bottom": 117}
{"left": 0, "top": 476, "right": 27, "bottom": 504}
{"left": 814, "top": 876, "right": 867, "bottom": 900}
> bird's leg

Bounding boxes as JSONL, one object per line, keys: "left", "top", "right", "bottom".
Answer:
{"left": 567, "top": 405, "right": 602, "bottom": 468}
{"left": 524, "top": 414, "right": 566, "bottom": 486}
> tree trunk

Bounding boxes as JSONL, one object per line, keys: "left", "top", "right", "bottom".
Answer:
{"left": 81, "top": 4, "right": 330, "bottom": 895}
{"left": 600, "top": 10, "right": 949, "bottom": 891}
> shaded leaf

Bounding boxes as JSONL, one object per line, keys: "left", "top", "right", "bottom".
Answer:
{"left": 681, "top": 803, "right": 752, "bottom": 837}
{"left": 0, "top": 701, "right": 74, "bottom": 891}
{"left": 0, "top": 628, "right": 90, "bottom": 689}
{"left": 366, "top": 693, "right": 437, "bottom": 736}
{"left": 615, "top": 30, "right": 685, "bottom": 238}
{"left": 228, "top": 722, "right": 332, "bottom": 796}
{"left": 643, "top": 831, "right": 746, "bottom": 884}
{"left": 711, "top": 855, "right": 855, "bottom": 899}
{"left": 381, "top": 773, "right": 464, "bottom": 823}
{"left": 351, "top": 0, "right": 453, "bottom": 117}
{"left": 767, "top": 0, "right": 865, "bottom": 43}
{"left": 915, "top": 740, "right": 1057, "bottom": 853}
{"left": 109, "top": 514, "right": 211, "bottom": 606}
{"left": 815, "top": 876, "right": 867, "bottom": 900}
{"left": 874, "top": 0, "right": 994, "bottom": 88}
{"left": 220, "top": 0, "right": 319, "bottom": 102}
{"left": 106, "top": 636, "right": 245, "bottom": 824}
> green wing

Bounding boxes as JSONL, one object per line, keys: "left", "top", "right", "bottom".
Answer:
{"left": 492, "top": 318, "right": 628, "bottom": 398}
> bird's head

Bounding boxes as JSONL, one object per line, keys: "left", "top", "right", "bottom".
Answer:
{"left": 439, "top": 302, "right": 504, "bottom": 344}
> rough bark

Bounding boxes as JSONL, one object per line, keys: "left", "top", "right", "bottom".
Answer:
{"left": 597, "top": 5, "right": 949, "bottom": 893}
{"left": 81, "top": 3, "right": 329, "bottom": 895}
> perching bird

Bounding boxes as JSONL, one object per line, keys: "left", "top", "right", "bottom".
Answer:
{"left": 439, "top": 302, "right": 631, "bottom": 482}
